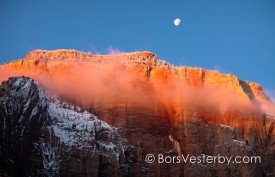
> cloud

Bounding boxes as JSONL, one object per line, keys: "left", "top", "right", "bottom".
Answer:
{"left": 265, "top": 89, "right": 275, "bottom": 103}
{"left": 107, "top": 46, "right": 123, "bottom": 55}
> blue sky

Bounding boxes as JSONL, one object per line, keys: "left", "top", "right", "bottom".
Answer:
{"left": 0, "top": 0, "right": 275, "bottom": 96}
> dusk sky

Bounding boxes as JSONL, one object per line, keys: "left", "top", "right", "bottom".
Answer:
{"left": 0, "top": 0, "right": 275, "bottom": 97}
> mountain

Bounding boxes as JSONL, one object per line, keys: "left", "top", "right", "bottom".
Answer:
{"left": 0, "top": 50, "right": 275, "bottom": 177}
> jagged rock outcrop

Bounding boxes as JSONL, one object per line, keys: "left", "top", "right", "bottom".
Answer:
{"left": 0, "top": 77, "right": 129, "bottom": 177}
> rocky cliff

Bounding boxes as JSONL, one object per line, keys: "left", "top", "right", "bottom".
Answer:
{"left": 0, "top": 49, "right": 271, "bottom": 103}
{"left": 1, "top": 50, "right": 275, "bottom": 177}
{"left": 0, "top": 77, "right": 134, "bottom": 177}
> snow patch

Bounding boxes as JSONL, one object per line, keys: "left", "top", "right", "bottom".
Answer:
{"left": 220, "top": 124, "right": 234, "bottom": 131}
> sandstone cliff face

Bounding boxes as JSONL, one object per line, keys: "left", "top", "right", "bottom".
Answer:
{"left": 1, "top": 50, "right": 275, "bottom": 177}
{"left": 0, "top": 49, "right": 270, "bottom": 104}
{"left": 1, "top": 50, "right": 273, "bottom": 124}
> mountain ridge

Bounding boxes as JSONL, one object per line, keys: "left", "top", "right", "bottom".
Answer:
{"left": 1, "top": 49, "right": 271, "bottom": 105}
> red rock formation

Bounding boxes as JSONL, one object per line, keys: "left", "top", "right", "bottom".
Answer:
{"left": 1, "top": 49, "right": 275, "bottom": 176}
{"left": 0, "top": 50, "right": 273, "bottom": 125}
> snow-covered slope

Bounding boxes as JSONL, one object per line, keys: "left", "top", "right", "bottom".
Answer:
{"left": 46, "top": 92, "right": 126, "bottom": 163}
{"left": 0, "top": 77, "right": 128, "bottom": 177}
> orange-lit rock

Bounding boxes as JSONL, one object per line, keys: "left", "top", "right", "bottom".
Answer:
{"left": 0, "top": 49, "right": 274, "bottom": 126}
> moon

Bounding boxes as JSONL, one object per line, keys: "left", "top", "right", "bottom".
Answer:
{"left": 174, "top": 18, "right": 181, "bottom": 26}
